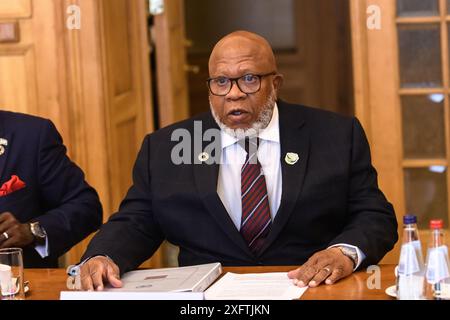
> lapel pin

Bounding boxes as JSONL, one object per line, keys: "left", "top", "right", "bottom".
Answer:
{"left": 198, "top": 152, "right": 210, "bottom": 162}
{"left": 285, "top": 152, "right": 299, "bottom": 165}
{"left": 0, "top": 138, "right": 7, "bottom": 156}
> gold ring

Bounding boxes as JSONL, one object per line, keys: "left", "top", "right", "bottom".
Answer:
{"left": 322, "top": 266, "right": 331, "bottom": 273}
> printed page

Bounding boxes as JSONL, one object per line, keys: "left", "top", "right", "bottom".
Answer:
{"left": 204, "top": 272, "right": 307, "bottom": 300}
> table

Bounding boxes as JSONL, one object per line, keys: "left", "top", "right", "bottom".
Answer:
{"left": 23, "top": 264, "right": 396, "bottom": 300}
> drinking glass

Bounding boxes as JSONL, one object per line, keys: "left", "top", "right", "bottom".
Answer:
{"left": 0, "top": 248, "right": 24, "bottom": 300}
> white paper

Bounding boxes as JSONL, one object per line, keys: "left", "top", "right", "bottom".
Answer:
{"left": 204, "top": 272, "right": 307, "bottom": 300}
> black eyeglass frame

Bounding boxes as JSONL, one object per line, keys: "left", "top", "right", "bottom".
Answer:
{"left": 206, "top": 72, "right": 277, "bottom": 96}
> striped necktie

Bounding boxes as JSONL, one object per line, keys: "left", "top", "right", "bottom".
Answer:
{"left": 240, "top": 137, "right": 272, "bottom": 254}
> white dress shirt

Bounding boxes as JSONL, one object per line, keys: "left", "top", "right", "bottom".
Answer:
{"left": 217, "top": 103, "right": 365, "bottom": 269}
{"left": 217, "top": 104, "right": 282, "bottom": 230}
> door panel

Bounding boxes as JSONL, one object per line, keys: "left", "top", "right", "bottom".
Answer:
{"left": 0, "top": 46, "right": 37, "bottom": 114}
{"left": 0, "top": 0, "right": 31, "bottom": 19}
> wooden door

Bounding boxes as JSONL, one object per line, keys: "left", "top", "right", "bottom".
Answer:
{"left": 0, "top": 0, "right": 159, "bottom": 267}
{"left": 351, "top": 0, "right": 450, "bottom": 263}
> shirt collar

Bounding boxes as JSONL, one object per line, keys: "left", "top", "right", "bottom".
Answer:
{"left": 220, "top": 103, "right": 280, "bottom": 150}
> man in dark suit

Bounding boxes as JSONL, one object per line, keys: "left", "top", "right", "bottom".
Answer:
{"left": 78, "top": 31, "right": 397, "bottom": 290}
{"left": 0, "top": 111, "right": 102, "bottom": 267}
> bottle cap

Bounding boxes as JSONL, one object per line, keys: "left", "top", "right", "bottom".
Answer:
{"left": 430, "top": 219, "right": 443, "bottom": 229}
{"left": 403, "top": 214, "right": 417, "bottom": 224}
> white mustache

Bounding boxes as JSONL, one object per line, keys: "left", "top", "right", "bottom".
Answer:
{"left": 210, "top": 93, "right": 276, "bottom": 139}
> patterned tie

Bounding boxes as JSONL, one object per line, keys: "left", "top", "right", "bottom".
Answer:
{"left": 240, "top": 137, "right": 272, "bottom": 254}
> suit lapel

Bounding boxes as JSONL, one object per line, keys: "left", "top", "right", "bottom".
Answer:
{"left": 0, "top": 114, "right": 12, "bottom": 182}
{"left": 260, "top": 102, "right": 310, "bottom": 254}
{"left": 192, "top": 113, "right": 254, "bottom": 258}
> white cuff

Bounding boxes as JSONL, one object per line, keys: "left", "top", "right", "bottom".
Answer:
{"left": 33, "top": 235, "right": 49, "bottom": 258}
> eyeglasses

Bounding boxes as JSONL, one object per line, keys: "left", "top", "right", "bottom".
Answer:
{"left": 207, "top": 72, "right": 277, "bottom": 96}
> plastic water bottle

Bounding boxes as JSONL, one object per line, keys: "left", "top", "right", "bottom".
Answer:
{"left": 396, "top": 214, "right": 425, "bottom": 300}
{"left": 424, "top": 219, "right": 450, "bottom": 300}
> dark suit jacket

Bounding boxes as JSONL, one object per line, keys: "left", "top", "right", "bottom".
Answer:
{"left": 0, "top": 111, "right": 102, "bottom": 268}
{"left": 83, "top": 101, "right": 398, "bottom": 273}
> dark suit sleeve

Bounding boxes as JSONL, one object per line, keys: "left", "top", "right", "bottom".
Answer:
{"left": 82, "top": 135, "right": 164, "bottom": 273}
{"left": 328, "top": 118, "right": 398, "bottom": 268}
{"left": 34, "top": 120, "right": 102, "bottom": 258}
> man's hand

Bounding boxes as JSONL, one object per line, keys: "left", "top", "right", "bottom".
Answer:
{"left": 287, "top": 247, "right": 354, "bottom": 287}
{"left": 0, "top": 212, "right": 35, "bottom": 249}
{"left": 80, "top": 256, "right": 123, "bottom": 291}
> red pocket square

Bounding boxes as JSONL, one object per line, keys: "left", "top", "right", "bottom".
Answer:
{"left": 0, "top": 175, "right": 26, "bottom": 197}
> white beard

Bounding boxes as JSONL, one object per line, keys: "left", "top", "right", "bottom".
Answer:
{"left": 210, "top": 92, "right": 276, "bottom": 140}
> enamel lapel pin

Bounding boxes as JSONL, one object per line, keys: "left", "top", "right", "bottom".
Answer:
{"left": 0, "top": 138, "right": 7, "bottom": 156}
{"left": 285, "top": 152, "right": 299, "bottom": 165}
{"left": 198, "top": 151, "right": 210, "bottom": 162}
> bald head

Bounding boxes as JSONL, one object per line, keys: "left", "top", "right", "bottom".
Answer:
{"left": 208, "top": 31, "right": 277, "bottom": 77}
{"left": 207, "top": 31, "right": 283, "bottom": 132}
